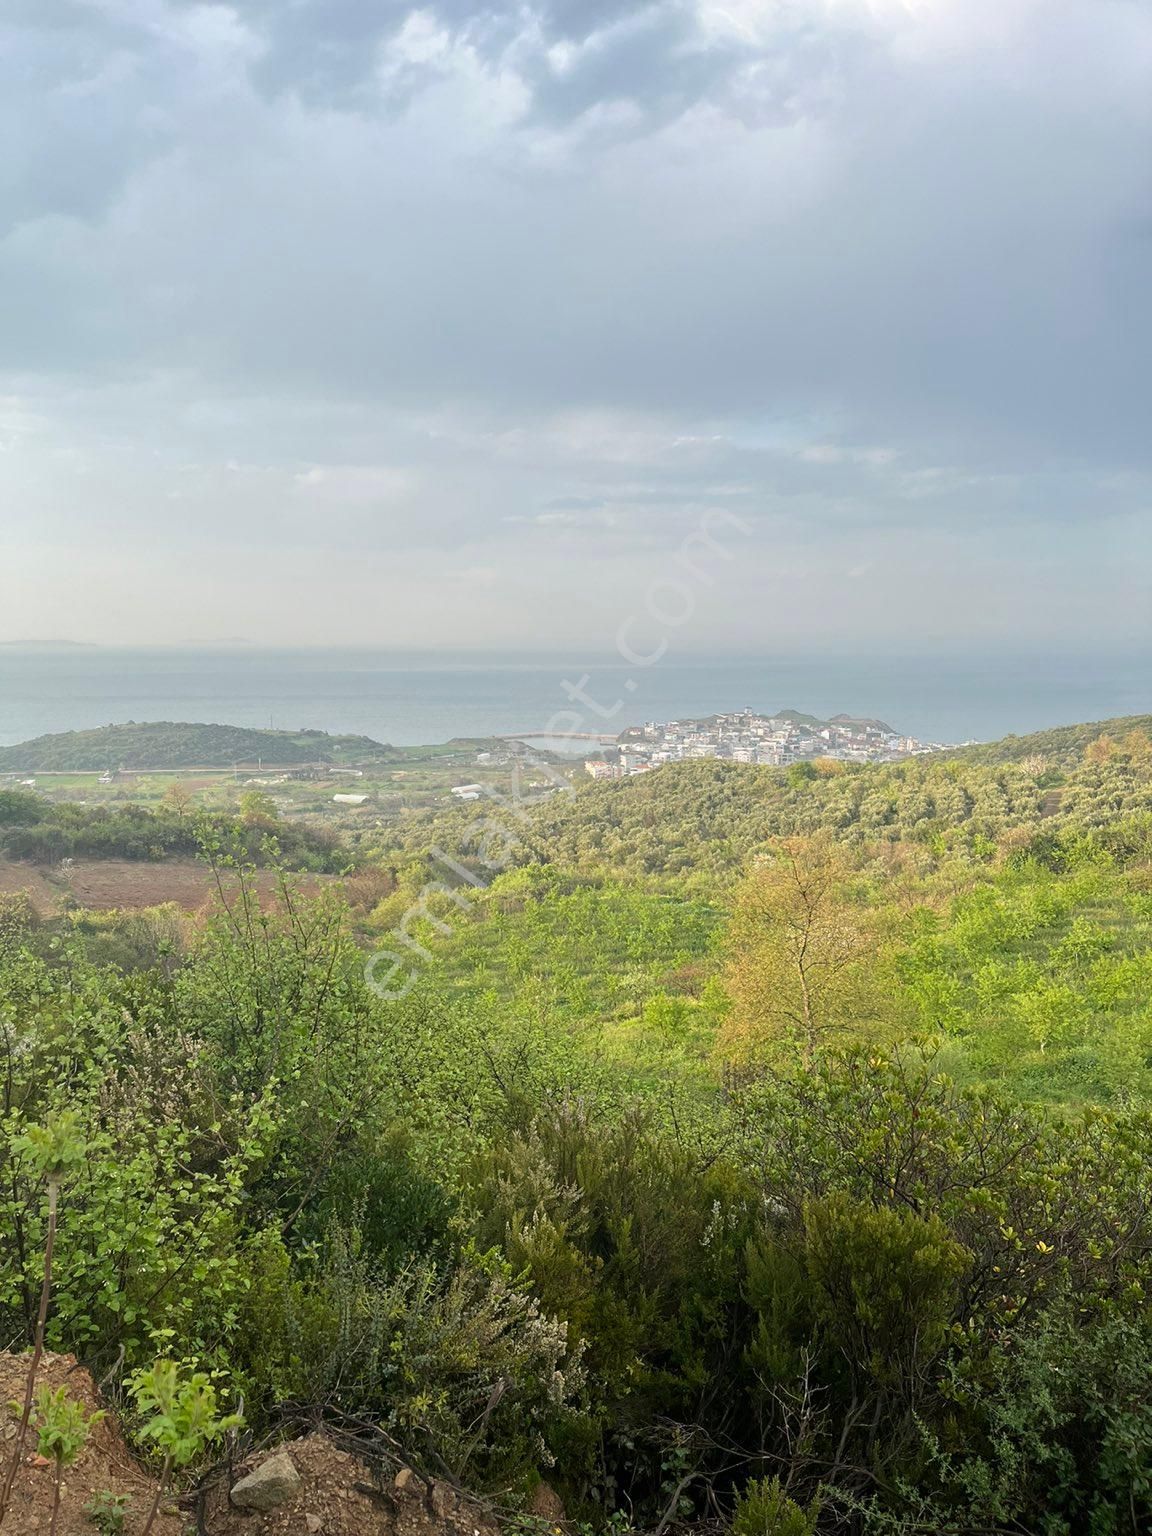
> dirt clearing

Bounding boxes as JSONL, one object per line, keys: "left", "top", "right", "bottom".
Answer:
{"left": 0, "top": 859, "right": 332, "bottom": 915}
{"left": 0, "top": 1351, "right": 180, "bottom": 1536}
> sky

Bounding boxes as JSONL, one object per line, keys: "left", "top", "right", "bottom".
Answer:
{"left": 0, "top": 0, "right": 1150, "bottom": 653}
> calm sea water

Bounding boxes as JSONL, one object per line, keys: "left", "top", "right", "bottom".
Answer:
{"left": 0, "top": 648, "right": 1147, "bottom": 750}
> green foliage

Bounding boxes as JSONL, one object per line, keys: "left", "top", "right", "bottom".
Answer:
{"left": 0, "top": 799, "right": 345, "bottom": 871}
{"left": 0, "top": 791, "right": 46, "bottom": 827}
{"left": 424, "top": 872, "right": 722, "bottom": 1084}
{"left": 236, "top": 1228, "right": 581, "bottom": 1487}
{"left": 897, "top": 855, "right": 1152, "bottom": 1099}
{"left": 11, "top": 1111, "right": 88, "bottom": 1186}
{"left": 83, "top": 1489, "right": 132, "bottom": 1535}
{"left": 376, "top": 715, "right": 1152, "bottom": 885}
{"left": 732, "top": 1477, "right": 820, "bottom": 1536}
{"left": 886, "top": 1304, "right": 1152, "bottom": 1535}
{"left": 466, "top": 1099, "right": 756, "bottom": 1503}
{"left": 35, "top": 1385, "right": 104, "bottom": 1468}
{"left": 128, "top": 1360, "right": 242, "bottom": 1469}
{"left": 956, "top": 715, "right": 1152, "bottom": 768}
{"left": 4, "top": 713, "right": 1152, "bottom": 1530}
{"left": 801, "top": 1194, "right": 969, "bottom": 1390}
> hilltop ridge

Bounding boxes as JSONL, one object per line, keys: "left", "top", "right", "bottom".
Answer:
{"left": 0, "top": 720, "right": 393, "bottom": 771}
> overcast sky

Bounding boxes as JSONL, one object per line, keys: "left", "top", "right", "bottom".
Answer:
{"left": 1, "top": 0, "right": 1149, "bottom": 652}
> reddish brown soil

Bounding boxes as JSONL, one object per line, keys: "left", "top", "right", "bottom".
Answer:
{"left": 0, "top": 1358, "right": 511, "bottom": 1536}
{"left": 0, "top": 859, "right": 332, "bottom": 915}
{"left": 0, "top": 862, "right": 62, "bottom": 915}
{"left": 0, "top": 1351, "right": 180, "bottom": 1536}
{"left": 64, "top": 860, "right": 268, "bottom": 912}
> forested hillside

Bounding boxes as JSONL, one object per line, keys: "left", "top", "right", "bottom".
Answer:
{"left": 368, "top": 714, "right": 1152, "bottom": 879}
{"left": 950, "top": 712, "right": 1152, "bottom": 766}
{"left": 2, "top": 715, "right": 1152, "bottom": 1534}
{"left": 0, "top": 720, "right": 392, "bottom": 770}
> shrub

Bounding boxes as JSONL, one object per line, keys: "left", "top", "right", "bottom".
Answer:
{"left": 802, "top": 1194, "right": 969, "bottom": 1393}
{"left": 237, "top": 1226, "right": 584, "bottom": 1490}
{"left": 732, "top": 1477, "right": 820, "bottom": 1536}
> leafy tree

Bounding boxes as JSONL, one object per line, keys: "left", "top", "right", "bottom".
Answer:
{"left": 720, "top": 836, "right": 892, "bottom": 1062}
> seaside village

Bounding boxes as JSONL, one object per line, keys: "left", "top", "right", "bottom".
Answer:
{"left": 583, "top": 707, "right": 948, "bottom": 780}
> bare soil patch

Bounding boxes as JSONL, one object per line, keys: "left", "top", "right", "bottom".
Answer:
{"left": 0, "top": 1351, "right": 180, "bottom": 1536}
{"left": 203, "top": 1435, "right": 501, "bottom": 1536}
{"left": 0, "top": 862, "right": 62, "bottom": 915}
{"left": 64, "top": 860, "right": 256, "bottom": 912}
{"left": 0, "top": 859, "right": 333, "bottom": 915}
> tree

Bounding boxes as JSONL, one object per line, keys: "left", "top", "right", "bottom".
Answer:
{"left": 129, "top": 1361, "right": 242, "bottom": 1536}
{"left": 1122, "top": 728, "right": 1152, "bottom": 766}
{"left": 239, "top": 790, "right": 278, "bottom": 826}
{"left": 34, "top": 1387, "right": 104, "bottom": 1536}
{"left": 162, "top": 782, "right": 194, "bottom": 818}
{"left": 720, "top": 836, "right": 891, "bottom": 1064}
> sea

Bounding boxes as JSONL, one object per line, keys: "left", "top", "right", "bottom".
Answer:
{"left": 0, "top": 647, "right": 1147, "bottom": 752}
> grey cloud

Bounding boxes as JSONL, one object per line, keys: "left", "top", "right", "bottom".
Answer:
{"left": 240, "top": 0, "right": 408, "bottom": 105}
{"left": 1, "top": 0, "right": 1150, "bottom": 651}
{"left": 238, "top": 0, "right": 768, "bottom": 131}
{"left": 518, "top": 6, "right": 739, "bottom": 131}
{"left": 0, "top": 4, "right": 161, "bottom": 230}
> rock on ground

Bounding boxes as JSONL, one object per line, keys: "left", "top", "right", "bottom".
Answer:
{"left": 231, "top": 1448, "right": 303, "bottom": 1510}
{"left": 205, "top": 1433, "right": 502, "bottom": 1536}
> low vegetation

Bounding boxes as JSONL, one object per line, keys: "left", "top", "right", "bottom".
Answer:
{"left": 0, "top": 789, "right": 346, "bottom": 871}
{"left": 1, "top": 714, "right": 1151, "bottom": 1533}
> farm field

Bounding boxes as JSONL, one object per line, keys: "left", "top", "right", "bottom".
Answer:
{"left": 0, "top": 855, "right": 332, "bottom": 913}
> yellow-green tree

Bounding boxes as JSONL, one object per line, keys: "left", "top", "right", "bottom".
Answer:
{"left": 720, "top": 836, "right": 893, "bottom": 1064}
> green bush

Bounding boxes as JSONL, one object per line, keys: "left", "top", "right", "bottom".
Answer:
{"left": 802, "top": 1194, "right": 969, "bottom": 1392}
{"left": 732, "top": 1477, "right": 820, "bottom": 1536}
{"left": 236, "top": 1225, "right": 583, "bottom": 1490}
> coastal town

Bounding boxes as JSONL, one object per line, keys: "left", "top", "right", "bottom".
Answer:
{"left": 584, "top": 707, "right": 950, "bottom": 779}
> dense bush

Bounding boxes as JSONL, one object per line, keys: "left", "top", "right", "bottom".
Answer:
{"left": 237, "top": 1227, "right": 582, "bottom": 1488}
{"left": 0, "top": 801, "right": 346, "bottom": 871}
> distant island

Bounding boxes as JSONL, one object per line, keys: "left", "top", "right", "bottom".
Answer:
{"left": 0, "top": 638, "right": 96, "bottom": 650}
{"left": 0, "top": 721, "right": 394, "bottom": 772}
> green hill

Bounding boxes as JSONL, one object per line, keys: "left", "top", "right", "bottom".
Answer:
{"left": 949, "top": 712, "right": 1152, "bottom": 766}
{"left": 0, "top": 720, "right": 393, "bottom": 771}
{"left": 6, "top": 707, "right": 1152, "bottom": 1532}
{"left": 374, "top": 711, "right": 1152, "bottom": 881}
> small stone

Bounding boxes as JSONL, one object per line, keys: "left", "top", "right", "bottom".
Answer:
{"left": 394, "top": 1467, "right": 417, "bottom": 1494}
{"left": 231, "top": 1448, "right": 303, "bottom": 1511}
{"left": 528, "top": 1482, "right": 566, "bottom": 1523}
{"left": 305, "top": 1516, "right": 323, "bottom": 1534}
{"left": 430, "top": 1482, "right": 455, "bottom": 1519}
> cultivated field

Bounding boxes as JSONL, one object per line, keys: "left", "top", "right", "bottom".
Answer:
{"left": 0, "top": 857, "right": 330, "bottom": 914}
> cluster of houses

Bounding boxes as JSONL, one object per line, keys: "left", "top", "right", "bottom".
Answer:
{"left": 584, "top": 708, "right": 947, "bottom": 780}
